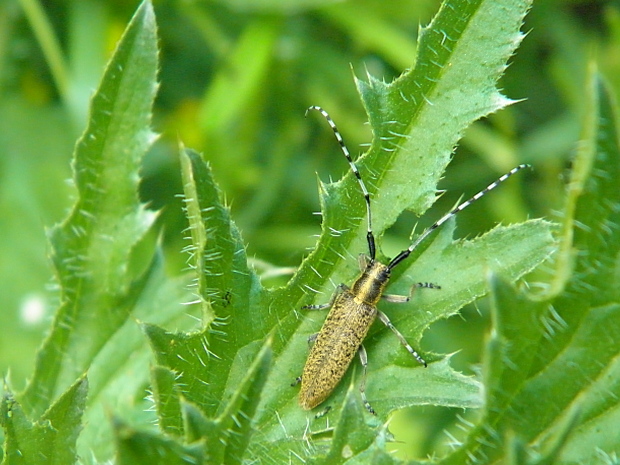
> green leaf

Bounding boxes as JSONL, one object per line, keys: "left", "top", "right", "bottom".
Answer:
{"left": 366, "top": 356, "right": 483, "bottom": 414}
{"left": 19, "top": 0, "right": 159, "bottom": 418}
{"left": 143, "top": 147, "right": 273, "bottom": 463}
{"left": 356, "top": 0, "right": 530, "bottom": 230}
{"left": 114, "top": 418, "right": 205, "bottom": 465}
{"left": 145, "top": 324, "right": 272, "bottom": 464}
{"left": 2, "top": 1, "right": 170, "bottom": 461}
{"left": 185, "top": 339, "right": 272, "bottom": 465}
{"left": 151, "top": 366, "right": 184, "bottom": 437}
{"left": 161, "top": 147, "right": 268, "bottom": 415}
{"left": 0, "top": 377, "right": 87, "bottom": 465}
{"left": 438, "top": 70, "right": 620, "bottom": 465}
{"left": 75, "top": 256, "right": 194, "bottom": 462}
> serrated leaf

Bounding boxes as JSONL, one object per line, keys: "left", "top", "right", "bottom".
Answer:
{"left": 156, "top": 147, "right": 268, "bottom": 416}
{"left": 145, "top": 326, "right": 272, "bottom": 464}
{"left": 439, "top": 70, "right": 620, "bottom": 465}
{"left": 0, "top": 377, "right": 87, "bottom": 465}
{"left": 76, "top": 256, "right": 195, "bottom": 462}
{"left": 19, "top": 0, "right": 159, "bottom": 419}
{"left": 369, "top": 219, "right": 555, "bottom": 347}
{"left": 152, "top": 366, "right": 184, "bottom": 437}
{"left": 186, "top": 340, "right": 272, "bottom": 465}
{"left": 114, "top": 418, "right": 205, "bottom": 465}
{"left": 356, "top": 0, "right": 528, "bottom": 224}
{"left": 144, "top": 146, "right": 272, "bottom": 463}
{"left": 212, "top": 338, "right": 272, "bottom": 464}
{"left": 367, "top": 356, "right": 482, "bottom": 414}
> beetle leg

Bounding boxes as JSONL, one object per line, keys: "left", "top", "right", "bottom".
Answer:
{"left": 381, "top": 282, "right": 441, "bottom": 303}
{"left": 377, "top": 310, "right": 427, "bottom": 367}
{"left": 358, "top": 345, "right": 376, "bottom": 415}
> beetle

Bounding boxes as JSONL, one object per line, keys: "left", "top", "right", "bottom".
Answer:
{"left": 295, "top": 106, "right": 529, "bottom": 414}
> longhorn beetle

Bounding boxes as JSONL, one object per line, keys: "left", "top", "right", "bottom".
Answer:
{"left": 295, "top": 106, "right": 529, "bottom": 415}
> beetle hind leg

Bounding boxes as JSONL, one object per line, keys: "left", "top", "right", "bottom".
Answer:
{"left": 358, "top": 345, "right": 376, "bottom": 415}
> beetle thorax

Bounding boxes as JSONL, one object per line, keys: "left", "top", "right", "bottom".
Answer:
{"left": 350, "top": 260, "right": 391, "bottom": 306}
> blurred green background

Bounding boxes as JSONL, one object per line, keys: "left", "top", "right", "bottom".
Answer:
{"left": 0, "top": 0, "right": 618, "bottom": 459}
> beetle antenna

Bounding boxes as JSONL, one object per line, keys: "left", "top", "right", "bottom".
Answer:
{"left": 388, "top": 164, "right": 531, "bottom": 270}
{"left": 306, "top": 106, "right": 376, "bottom": 260}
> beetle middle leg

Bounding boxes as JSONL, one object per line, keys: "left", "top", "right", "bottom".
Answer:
{"left": 376, "top": 310, "right": 427, "bottom": 367}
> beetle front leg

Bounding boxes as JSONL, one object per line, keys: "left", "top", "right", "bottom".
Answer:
{"left": 381, "top": 281, "right": 441, "bottom": 303}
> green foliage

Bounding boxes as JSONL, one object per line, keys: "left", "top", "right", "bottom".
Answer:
{"left": 438, "top": 72, "right": 620, "bottom": 465}
{"left": 0, "top": 378, "right": 87, "bottom": 465}
{"left": 18, "top": 0, "right": 159, "bottom": 419}
{"left": 1, "top": 0, "right": 619, "bottom": 464}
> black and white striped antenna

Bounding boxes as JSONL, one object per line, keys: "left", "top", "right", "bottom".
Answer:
{"left": 306, "top": 105, "right": 530, "bottom": 271}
